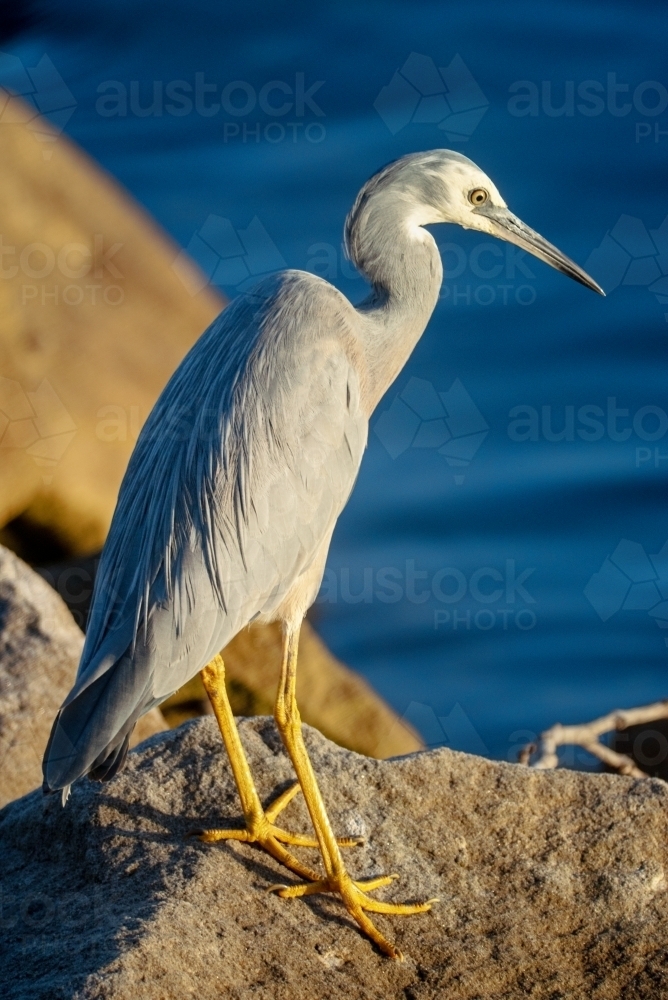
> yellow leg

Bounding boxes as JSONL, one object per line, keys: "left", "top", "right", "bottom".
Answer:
{"left": 270, "top": 624, "right": 437, "bottom": 960}
{"left": 193, "top": 655, "right": 361, "bottom": 882}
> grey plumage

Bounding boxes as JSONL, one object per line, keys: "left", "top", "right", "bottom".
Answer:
{"left": 43, "top": 149, "right": 602, "bottom": 796}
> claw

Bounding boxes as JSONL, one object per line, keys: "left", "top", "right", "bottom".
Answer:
{"left": 191, "top": 783, "right": 361, "bottom": 880}
{"left": 270, "top": 871, "right": 436, "bottom": 957}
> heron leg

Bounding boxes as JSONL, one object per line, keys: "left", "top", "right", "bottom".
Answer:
{"left": 270, "top": 624, "right": 437, "bottom": 960}
{"left": 193, "top": 655, "right": 359, "bottom": 881}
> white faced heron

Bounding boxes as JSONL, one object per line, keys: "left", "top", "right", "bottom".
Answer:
{"left": 43, "top": 150, "right": 603, "bottom": 958}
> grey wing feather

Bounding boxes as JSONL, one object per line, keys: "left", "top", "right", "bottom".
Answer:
{"left": 43, "top": 271, "right": 367, "bottom": 791}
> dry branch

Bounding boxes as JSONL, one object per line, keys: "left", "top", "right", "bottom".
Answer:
{"left": 519, "top": 699, "right": 668, "bottom": 777}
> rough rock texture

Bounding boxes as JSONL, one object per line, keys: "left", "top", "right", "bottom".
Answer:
{"left": 2, "top": 715, "right": 668, "bottom": 999}
{"left": 0, "top": 107, "right": 223, "bottom": 554}
{"left": 0, "top": 546, "right": 166, "bottom": 807}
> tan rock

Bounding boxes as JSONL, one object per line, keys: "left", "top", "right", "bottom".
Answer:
{"left": 0, "top": 545, "right": 166, "bottom": 808}
{"left": 2, "top": 714, "right": 668, "bottom": 998}
{"left": 0, "top": 108, "right": 222, "bottom": 555}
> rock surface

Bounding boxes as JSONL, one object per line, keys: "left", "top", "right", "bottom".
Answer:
{"left": 2, "top": 714, "right": 668, "bottom": 998}
{"left": 0, "top": 545, "right": 166, "bottom": 808}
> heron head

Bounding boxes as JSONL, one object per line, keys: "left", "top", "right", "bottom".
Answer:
{"left": 396, "top": 150, "right": 604, "bottom": 295}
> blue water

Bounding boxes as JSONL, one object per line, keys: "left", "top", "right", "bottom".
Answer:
{"left": 4, "top": 1, "right": 668, "bottom": 761}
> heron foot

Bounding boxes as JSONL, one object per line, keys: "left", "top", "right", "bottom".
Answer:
{"left": 190, "top": 781, "right": 363, "bottom": 882}
{"left": 268, "top": 870, "right": 438, "bottom": 960}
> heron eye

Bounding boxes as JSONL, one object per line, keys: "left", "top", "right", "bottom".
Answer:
{"left": 468, "top": 188, "right": 489, "bottom": 206}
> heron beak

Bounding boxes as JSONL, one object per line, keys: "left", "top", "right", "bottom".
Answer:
{"left": 472, "top": 204, "right": 605, "bottom": 295}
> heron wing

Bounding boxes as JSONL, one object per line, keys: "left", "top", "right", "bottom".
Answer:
{"left": 44, "top": 271, "right": 367, "bottom": 788}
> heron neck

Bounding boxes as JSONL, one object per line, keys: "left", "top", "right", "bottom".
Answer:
{"left": 349, "top": 213, "right": 443, "bottom": 413}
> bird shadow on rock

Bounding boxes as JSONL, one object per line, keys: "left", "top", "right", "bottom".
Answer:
{"left": 1, "top": 718, "right": 378, "bottom": 998}
{"left": 101, "top": 786, "right": 363, "bottom": 938}
{"left": 0, "top": 719, "right": 444, "bottom": 1000}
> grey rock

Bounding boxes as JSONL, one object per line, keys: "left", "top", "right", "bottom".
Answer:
{"left": 2, "top": 713, "right": 668, "bottom": 998}
{"left": 0, "top": 545, "right": 166, "bottom": 808}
